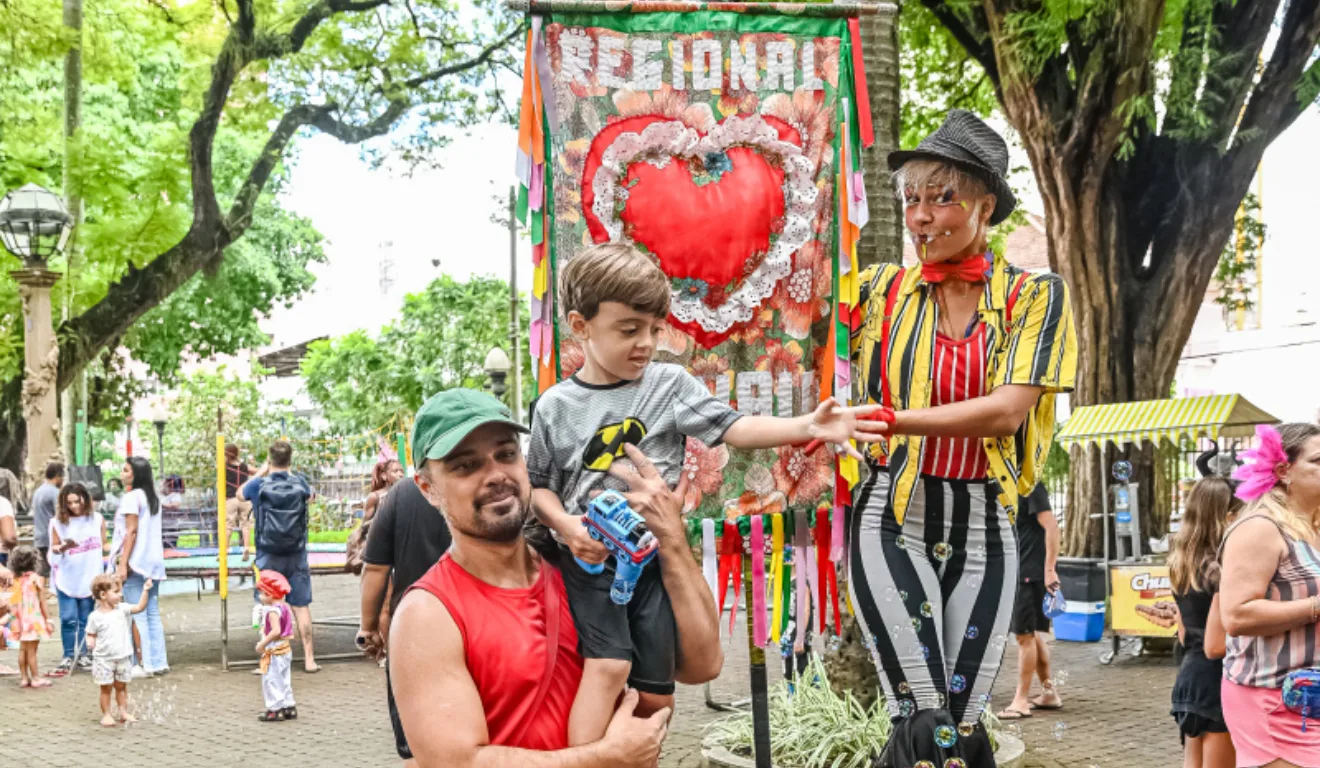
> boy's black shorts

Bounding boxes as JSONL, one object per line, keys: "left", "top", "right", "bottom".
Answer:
{"left": 559, "top": 553, "right": 677, "bottom": 696}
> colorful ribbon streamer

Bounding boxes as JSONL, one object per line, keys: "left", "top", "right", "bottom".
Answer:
{"left": 718, "top": 520, "right": 743, "bottom": 637}
{"left": 770, "top": 513, "right": 784, "bottom": 645}
{"left": 701, "top": 517, "right": 718, "bottom": 604}
{"left": 794, "top": 507, "right": 811, "bottom": 645}
{"left": 815, "top": 506, "right": 831, "bottom": 632}
{"left": 750, "top": 515, "right": 768, "bottom": 648}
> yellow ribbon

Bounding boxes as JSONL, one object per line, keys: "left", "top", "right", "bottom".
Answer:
{"left": 770, "top": 513, "right": 784, "bottom": 645}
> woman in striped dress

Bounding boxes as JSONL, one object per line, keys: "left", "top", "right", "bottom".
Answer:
{"left": 1219, "top": 422, "right": 1320, "bottom": 768}
{"left": 848, "top": 110, "right": 1077, "bottom": 768}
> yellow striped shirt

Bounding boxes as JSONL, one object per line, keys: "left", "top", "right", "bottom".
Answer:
{"left": 852, "top": 254, "right": 1077, "bottom": 524}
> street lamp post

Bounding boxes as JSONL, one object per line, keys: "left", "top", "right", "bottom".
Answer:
{"left": 1, "top": 184, "right": 74, "bottom": 495}
{"left": 146, "top": 400, "right": 169, "bottom": 479}
{"left": 484, "top": 347, "right": 512, "bottom": 404}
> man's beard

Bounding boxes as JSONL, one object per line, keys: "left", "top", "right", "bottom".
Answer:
{"left": 468, "top": 484, "right": 530, "bottom": 543}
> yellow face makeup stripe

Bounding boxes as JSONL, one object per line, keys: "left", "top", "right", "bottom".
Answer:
{"left": 959, "top": 201, "right": 968, "bottom": 210}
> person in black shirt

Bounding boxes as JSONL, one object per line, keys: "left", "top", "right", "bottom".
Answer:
{"left": 357, "top": 476, "right": 452, "bottom": 760}
{"left": 999, "top": 483, "right": 1062, "bottom": 719}
{"left": 224, "top": 445, "right": 262, "bottom": 561}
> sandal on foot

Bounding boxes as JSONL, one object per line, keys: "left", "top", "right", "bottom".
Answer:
{"left": 996, "top": 707, "right": 1032, "bottom": 720}
{"left": 28, "top": 678, "right": 53, "bottom": 688}
{"left": 281, "top": 707, "right": 297, "bottom": 720}
{"left": 45, "top": 658, "right": 73, "bottom": 677}
{"left": 258, "top": 709, "right": 286, "bottom": 722}
{"left": 1029, "top": 698, "right": 1063, "bottom": 711}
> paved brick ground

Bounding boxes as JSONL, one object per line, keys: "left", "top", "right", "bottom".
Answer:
{"left": 3, "top": 574, "right": 1180, "bottom": 767}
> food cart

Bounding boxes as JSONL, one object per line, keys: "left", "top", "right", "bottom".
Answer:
{"left": 1055, "top": 394, "right": 1278, "bottom": 663}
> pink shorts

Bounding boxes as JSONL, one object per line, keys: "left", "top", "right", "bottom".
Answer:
{"left": 1221, "top": 677, "right": 1320, "bottom": 767}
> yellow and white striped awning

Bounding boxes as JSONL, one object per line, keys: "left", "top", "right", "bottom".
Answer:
{"left": 1057, "top": 394, "right": 1279, "bottom": 448}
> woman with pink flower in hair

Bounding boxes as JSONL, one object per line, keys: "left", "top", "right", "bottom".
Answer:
{"left": 1219, "top": 422, "right": 1320, "bottom": 768}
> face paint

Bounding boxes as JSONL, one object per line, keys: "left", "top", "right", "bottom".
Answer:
{"left": 959, "top": 201, "right": 968, "bottom": 210}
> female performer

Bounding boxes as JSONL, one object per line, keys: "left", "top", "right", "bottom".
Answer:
{"left": 848, "top": 110, "right": 1077, "bottom": 767}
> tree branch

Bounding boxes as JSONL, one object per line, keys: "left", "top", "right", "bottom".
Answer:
{"left": 918, "top": 1, "right": 999, "bottom": 86}
{"left": 1233, "top": 0, "right": 1320, "bottom": 152}
{"left": 402, "top": 24, "right": 524, "bottom": 89}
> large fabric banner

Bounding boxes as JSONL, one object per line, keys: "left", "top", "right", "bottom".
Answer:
{"left": 518, "top": 8, "right": 870, "bottom": 522}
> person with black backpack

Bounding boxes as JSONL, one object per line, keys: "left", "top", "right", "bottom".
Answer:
{"left": 240, "top": 440, "right": 319, "bottom": 673}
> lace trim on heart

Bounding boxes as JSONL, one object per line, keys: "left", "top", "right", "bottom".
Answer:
{"left": 589, "top": 114, "right": 819, "bottom": 335}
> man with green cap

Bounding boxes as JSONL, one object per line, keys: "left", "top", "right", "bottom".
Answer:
{"left": 389, "top": 389, "right": 721, "bottom": 767}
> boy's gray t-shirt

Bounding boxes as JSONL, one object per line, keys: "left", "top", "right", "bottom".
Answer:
{"left": 528, "top": 362, "right": 742, "bottom": 513}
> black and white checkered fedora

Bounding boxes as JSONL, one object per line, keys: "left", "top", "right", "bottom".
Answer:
{"left": 888, "top": 109, "right": 1017, "bottom": 226}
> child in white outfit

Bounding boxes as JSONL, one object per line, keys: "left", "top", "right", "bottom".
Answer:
{"left": 84, "top": 574, "right": 152, "bottom": 726}
{"left": 256, "top": 570, "right": 296, "bottom": 722}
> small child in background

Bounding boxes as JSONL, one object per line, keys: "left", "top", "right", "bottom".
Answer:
{"left": 7, "top": 546, "right": 54, "bottom": 688}
{"left": 255, "top": 570, "right": 296, "bottom": 722}
{"left": 85, "top": 573, "right": 152, "bottom": 725}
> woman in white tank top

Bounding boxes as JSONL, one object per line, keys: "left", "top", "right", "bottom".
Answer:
{"left": 47, "top": 482, "right": 105, "bottom": 675}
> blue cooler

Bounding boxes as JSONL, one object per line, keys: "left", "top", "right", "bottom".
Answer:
{"left": 1053, "top": 600, "right": 1106, "bottom": 642}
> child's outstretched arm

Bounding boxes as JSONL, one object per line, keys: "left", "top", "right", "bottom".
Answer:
{"left": 130, "top": 578, "right": 153, "bottom": 614}
{"left": 722, "top": 398, "right": 888, "bottom": 457}
{"left": 532, "top": 489, "right": 608, "bottom": 565}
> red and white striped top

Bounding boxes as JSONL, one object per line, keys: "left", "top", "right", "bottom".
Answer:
{"left": 919, "top": 325, "right": 992, "bottom": 480}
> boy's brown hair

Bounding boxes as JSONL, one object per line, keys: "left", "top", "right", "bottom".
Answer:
{"left": 90, "top": 573, "right": 119, "bottom": 602}
{"left": 559, "top": 243, "right": 670, "bottom": 321}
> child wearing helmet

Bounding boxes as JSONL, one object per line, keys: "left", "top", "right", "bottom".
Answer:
{"left": 256, "top": 570, "right": 296, "bottom": 722}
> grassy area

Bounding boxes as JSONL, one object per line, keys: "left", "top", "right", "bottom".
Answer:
{"left": 308, "top": 529, "right": 353, "bottom": 544}
{"left": 170, "top": 530, "right": 353, "bottom": 549}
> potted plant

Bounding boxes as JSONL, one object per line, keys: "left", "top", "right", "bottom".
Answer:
{"left": 702, "top": 657, "right": 1025, "bottom": 768}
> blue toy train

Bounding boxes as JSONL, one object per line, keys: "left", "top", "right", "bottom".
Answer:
{"left": 573, "top": 490, "right": 659, "bottom": 605}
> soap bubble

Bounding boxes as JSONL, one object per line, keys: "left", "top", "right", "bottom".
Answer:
{"left": 934, "top": 724, "right": 957, "bottom": 748}
{"left": 949, "top": 673, "right": 967, "bottom": 693}
{"left": 932, "top": 542, "right": 952, "bottom": 562}
{"left": 1053, "top": 722, "right": 1068, "bottom": 741}
{"left": 883, "top": 586, "right": 897, "bottom": 602}
{"left": 920, "top": 601, "right": 934, "bottom": 618}
{"left": 965, "top": 626, "right": 979, "bottom": 640}
{"left": 957, "top": 721, "right": 976, "bottom": 737}
{"left": 826, "top": 634, "right": 842, "bottom": 653}
{"left": 1055, "top": 669, "right": 1070, "bottom": 686}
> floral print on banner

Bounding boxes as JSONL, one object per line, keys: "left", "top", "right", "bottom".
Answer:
{"left": 543, "top": 18, "right": 847, "bottom": 521}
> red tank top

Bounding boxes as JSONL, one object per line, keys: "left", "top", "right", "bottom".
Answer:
{"left": 919, "top": 325, "right": 992, "bottom": 480}
{"left": 409, "top": 553, "right": 582, "bottom": 750}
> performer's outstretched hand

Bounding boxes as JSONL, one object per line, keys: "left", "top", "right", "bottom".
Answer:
{"left": 805, "top": 398, "right": 892, "bottom": 459}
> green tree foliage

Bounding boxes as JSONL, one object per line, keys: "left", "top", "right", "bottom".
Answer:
{"left": 301, "top": 274, "right": 534, "bottom": 435}
{"left": 134, "top": 365, "right": 298, "bottom": 488}
{"left": 0, "top": 0, "right": 522, "bottom": 472}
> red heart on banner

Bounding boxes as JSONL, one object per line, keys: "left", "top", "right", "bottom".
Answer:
{"left": 581, "top": 114, "right": 804, "bottom": 349}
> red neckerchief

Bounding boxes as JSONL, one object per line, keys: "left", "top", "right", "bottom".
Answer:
{"left": 921, "top": 253, "right": 990, "bottom": 284}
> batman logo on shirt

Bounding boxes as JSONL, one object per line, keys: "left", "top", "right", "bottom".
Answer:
{"left": 582, "top": 419, "right": 648, "bottom": 471}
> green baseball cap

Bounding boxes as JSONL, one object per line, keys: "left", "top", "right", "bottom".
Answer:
{"left": 411, "top": 389, "right": 528, "bottom": 469}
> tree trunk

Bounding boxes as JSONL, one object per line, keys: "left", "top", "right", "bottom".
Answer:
{"left": 1026, "top": 146, "right": 1252, "bottom": 556}
{"left": 828, "top": 0, "right": 902, "bottom": 699}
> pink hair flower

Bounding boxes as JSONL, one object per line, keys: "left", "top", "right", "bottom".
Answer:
{"left": 1232, "top": 424, "right": 1288, "bottom": 502}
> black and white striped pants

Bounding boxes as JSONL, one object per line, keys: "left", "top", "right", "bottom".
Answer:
{"left": 848, "top": 470, "right": 1018, "bottom": 730}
